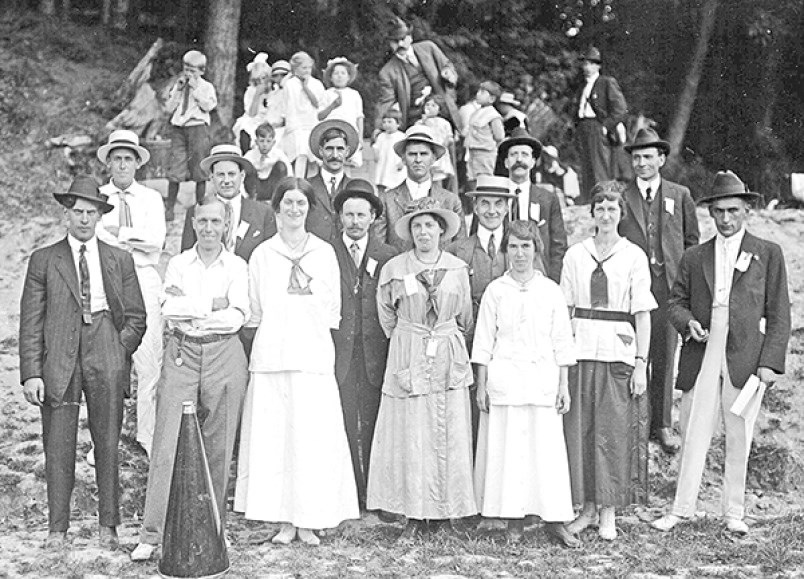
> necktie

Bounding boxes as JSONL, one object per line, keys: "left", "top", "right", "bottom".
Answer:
{"left": 118, "top": 191, "right": 133, "bottom": 229}
{"left": 350, "top": 241, "right": 361, "bottom": 268}
{"left": 180, "top": 82, "right": 191, "bottom": 116}
{"left": 512, "top": 189, "right": 521, "bottom": 221}
{"left": 223, "top": 201, "right": 235, "bottom": 251}
{"left": 645, "top": 186, "right": 653, "bottom": 204}
{"left": 487, "top": 233, "right": 496, "bottom": 259}
{"left": 589, "top": 252, "right": 614, "bottom": 309}
{"left": 79, "top": 244, "right": 92, "bottom": 324}
{"left": 329, "top": 176, "right": 337, "bottom": 197}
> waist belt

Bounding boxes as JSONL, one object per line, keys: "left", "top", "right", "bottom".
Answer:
{"left": 172, "top": 329, "right": 234, "bottom": 344}
{"left": 573, "top": 307, "right": 634, "bottom": 327}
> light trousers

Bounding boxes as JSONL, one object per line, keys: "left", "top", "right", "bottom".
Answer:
{"left": 133, "top": 265, "right": 163, "bottom": 455}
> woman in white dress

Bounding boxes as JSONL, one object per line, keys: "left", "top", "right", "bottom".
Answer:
{"left": 234, "top": 177, "right": 359, "bottom": 546}
{"left": 472, "top": 220, "right": 580, "bottom": 546}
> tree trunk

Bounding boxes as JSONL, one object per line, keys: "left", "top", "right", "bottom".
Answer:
{"left": 112, "top": 0, "right": 130, "bottom": 30}
{"left": 204, "top": 0, "right": 243, "bottom": 128}
{"left": 101, "top": 0, "right": 111, "bottom": 25}
{"left": 666, "top": 0, "right": 719, "bottom": 164}
{"left": 40, "top": 0, "right": 56, "bottom": 15}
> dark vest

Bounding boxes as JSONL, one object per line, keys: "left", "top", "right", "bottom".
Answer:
{"left": 403, "top": 60, "right": 430, "bottom": 103}
{"left": 643, "top": 191, "right": 665, "bottom": 278}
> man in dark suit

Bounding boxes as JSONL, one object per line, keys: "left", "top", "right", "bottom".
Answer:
{"left": 305, "top": 119, "right": 359, "bottom": 243}
{"left": 574, "top": 46, "right": 627, "bottom": 202}
{"left": 619, "top": 128, "right": 699, "bottom": 453}
{"left": 375, "top": 18, "right": 460, "bottom": 131}
{"left": 374, "top": 125, "right": 466, "bottom": 253}
{"left": 330, "top": 180, "right": 396, "bottom": 510}
{"left": 499, "top": 127, "right": 567, "bottom": 283}
{"left": 181, "top": 143, "right": 275, "bottom": 262}
{"left": 652, "top": 171, "right": 790, "bottom": 536}
{"left": 19, "top": 176, "right": 146, "bottom": 550}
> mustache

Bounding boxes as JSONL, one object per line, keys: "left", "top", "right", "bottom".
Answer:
{"left": 511, "top": 161, "right": 530, "bottom": 171}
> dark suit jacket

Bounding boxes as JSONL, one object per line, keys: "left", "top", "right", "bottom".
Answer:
{"left": 619, "top": 178, "right": 699, "bottom": 290}
{"left": 575, "top": 75, "right": 628, "bottom": 135}
{"left": 332, "top": 236, "right": 396, "bottom": 387}
{"left": 525, "top": 184, "right": 568, "bottom": 283}
{"left": 668, "top": 232, "right": 790, "bottom": 392}
{"left": 181, "top": 197, "right": 275, "bottom": 262}
{"left": 19, "top": 237, "right": 147, "bottom": 403}
{"left": 374, "top": 182, "right": 467, "bottom": 253}
{"left": 306, "top": 173, "right": 353, "bottom": 244}
{"left": 375, "top": 40, "right": 460, "bottom": 130}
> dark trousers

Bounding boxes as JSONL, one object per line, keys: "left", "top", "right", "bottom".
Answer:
{"left": 648, "top": 273, "right": 678, "bottom": 432}
{"left": 244, "top": 163, "right": 289, "bottom": 202}
{"left": 576, "top": 118, "right": 612, "bottom": 202}
{"left": 42, "top": 311, "right": 128, "bottom": 532}
{"left": 338, "top": 344, "right": 381, "bottom": 509}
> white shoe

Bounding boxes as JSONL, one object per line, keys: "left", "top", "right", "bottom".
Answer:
{"left": 271, "top": 524, "right": 296, "bottom": 545}
{"left": 651, "top": 514, "right": 682, "bottom": 532}
{"left": 130, "top": 543, "right": 156, "bottom": 561}
{"left": 598, "top": 507, "right": 617, "bottom": 540}
{"left": 86, "top": 444, "right": 95, "bottom": 468}
{"left": 726, "top": 518, "right": 749, "bottom": 535}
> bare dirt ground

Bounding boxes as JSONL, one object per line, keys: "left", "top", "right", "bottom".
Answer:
{"left": 1, "top": 11, "right": 803, "bottom": 579}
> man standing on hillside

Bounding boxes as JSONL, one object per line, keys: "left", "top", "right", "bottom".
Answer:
{"left": 618, "top": 127, "right": 699, "bottom": 454}
{"left": 96, "top": 130, "right": 166, "bottom": 458}
{"left": 375, "top": 18, "right": 460, "bottom": 132}
{"left": 652, "top": 171, "right": 790, "bottom": 536}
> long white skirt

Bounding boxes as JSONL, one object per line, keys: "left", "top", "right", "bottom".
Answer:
{"left": 474, "top": 404, "right": 575, "bottom": 521}
{"left": 234, "top": 371, "right": 359, "bottom": 529}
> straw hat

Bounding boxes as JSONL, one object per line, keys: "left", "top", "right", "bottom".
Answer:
{"left": 308, "top": 119, "right": 360, "bottom": 160}
{"left": 465, "top": 175, "right": 516, "bottom": 199}
{"left": 393, "top": 197, "right": 461, "bottom": 242}
{"left": 97, "top": 129, "right": 150, "bottom": 164}
{"left": 199, "top": 143, "right": 254, "bottom": 176}
{"left": 393, "top": 125, "right": 446, "bottom": 159}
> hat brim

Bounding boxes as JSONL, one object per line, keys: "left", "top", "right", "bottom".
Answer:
{"left": 53, "top": 192, "right": 114, "bottom": 214}
{"left": 324, "top": 61, "right": 358, "bottom": 86}
{"left": 333, "top": 188, "right": 383, "bottom": 218}
{"left": 199, "top": 154, "right": 254, "bottom": 176}
{"left": 466, "top": 188, "right": 516, "bottom": 199}
{"left": 394, "top": 207, "right": 461, "bottom": 242}
{"left": 393, "top": 136, "right": 447, "bottom": 160}
{"left": 97, "top": 142, "right": 151, "bottom": 165}
{"left": 697, "top": 191, "right": 761, "bottom": 205}
{"left": 624, "top": 140, "right": 671, "bottom": 155}
{"left": 497, "top": 136, "right": 542, "bottom": 160}
{"left": 309, "top": 120, "right": 360, "bottom": 160}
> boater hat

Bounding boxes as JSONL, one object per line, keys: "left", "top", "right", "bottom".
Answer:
{"left": 199, "top": 143, "right": 254, "bottom": 176}
{"left": 54, "top": 175, "right": 114, "bottom": 214}
{"left": 308, "top": 119, "right": 360, "bottom": 160}
{"left": 497, "top": 126, "right": 543, "bottom": 160}
{"left": 394, "top": 197, "right": 461, "bottom": 242}
{"left": 97, "top": 129, "right": 151, "bottom": 165}
{"left": 580, "top": 46, "right": 602, "bottom": 63}
{"left": 393, "top": 125, "right": 447, "bottom": 160}
{"left": 466, "top": 175, "right": 516, "bottom": 199}
{"left": 333, "top": 179, "right": 383, "bottom": 217}
{"left": 498, "top": 92, "right": 521, "bottom": 107}
{"left": 698, "top": 170, "right": 760, "bottom": 204}
{"left": 624, "top": 127, "right": 671, "bottom": 156}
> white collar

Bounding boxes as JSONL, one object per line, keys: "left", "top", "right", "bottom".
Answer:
{"left": 320, "top": 168, "right": 344, "bottom": 188}
{"left": 342, "top": 233, "right": 368, "bottom": 253}
{"left": 217, "top": 192, "right": 243, "bottom": 211}
{"left": 509, "top": 179, "right": 529, "bottom": 193}
{"left": 476, "top": 224, "right": 504, "bottom": 250}
{"left": 406, "top": 177, "right": 432, "bottom": 199}
{"left": 190, "top": 243, "right": 226, "bottom": 266}
{"left": 67, "top": 233, "right": 98, "bottom": 253}
{"left": 636, "top": 175, "right": 662, "bottom": 198}
{"left": 109, "top": 178, "right": 138, "bottom": 193}
{"left": 584, "top": 72, "right": 600, "bottom": 86}
{"left": 716, "top": 227, "right": 746, "bottom": 249}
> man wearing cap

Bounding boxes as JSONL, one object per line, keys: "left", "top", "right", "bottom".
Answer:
{"left": 496, "top": 91, "right": 529, "bottom": 136}
{"left": 499, "top": 127, "right": 567, "bottom": 283}
{"left": 181, "top": 143, "right": 275, "bottom": 263}
{"left": 575, "top": 46, "right": 627, "bottom": 202}
{"left": 305, "top": 119, "right": 358, "bottom": 242}
{"left": 619, "top": 128, "right": 699, "bottom": 453}
{"left": 374, "top": 125, "right": 466, "bottom": 253}
{"left": 97, "top": 130, "right": 166, "bottom": 458}
{"left": 652, "top": 171, "right": 790, "bottom": 536}
{"left": 132, "top": 196, "right": 249, "bottom": 561}
{"left": 375, "top": 18, "right": 460, "bottom": 132}
{"left": 20, "top": 176, "right": 146, "bottom": 550}
{"left": 331, "top": 180, "right": 396, "bottom": 510}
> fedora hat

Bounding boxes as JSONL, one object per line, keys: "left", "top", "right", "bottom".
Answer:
{"left": 580, "top": 46, "right": 602, "bottom": 63}
{"left": 498, "top": 92, "right": 521, "bottom": 107}
{"left": 199, "top": 143, "right": 254, "bottom": 176}
{"left": 54, "top": 175, "right": 114, "bottom": 214}
{"left": 97, "top": 129, "right": 151, "bottom": 165}
{"left": 393, "top": 125, "right": 447, "bottom": 160}
{"left": 394, "top": 197, "right": 461, "bottom": 242}
{"left": 699, "top": 170, "right": 760, "bottom": 204}
{"left": 624, "top": 127, "right": 671, "bottom": 155}
{"left": 466, "top": 175, "right": 516, "bottom": 199}
{"left": 497, "top": 127, "right": 543, "bottom": 160}
{"left": 309, "top": 119, "right": 360, "bottom": 160}
{"left": 333, "top": 179, "right": 383, "bottom": 217}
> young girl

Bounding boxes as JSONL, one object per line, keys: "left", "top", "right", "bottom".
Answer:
{"left": 373, "top": 109, "right": 406, "bottom": 193}
{"left": 280, "top": 51, "right": 326, "bottom": 178}
{"left": 233, "top": 54, "right": 272, "bottom": 153}
{"left": 416, "top": 95, "right": 455, "bottom": 185}
{"left": 318, "top": 57, "right": 364, "bottom": 168}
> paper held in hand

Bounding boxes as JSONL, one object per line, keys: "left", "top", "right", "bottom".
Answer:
{"left": 729, "top": 374, "right": 766, "bottom": 417}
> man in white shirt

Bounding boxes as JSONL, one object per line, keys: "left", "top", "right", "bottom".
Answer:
{"left": 652, "top": 171, "right": 790, "bottom": 536}
{"left": 97, "top": 130, "right": 166, "bottom": 457}
{"left": 132, "top": 196, "right": 249, "bottom": 561}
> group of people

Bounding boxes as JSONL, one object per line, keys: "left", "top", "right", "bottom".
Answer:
{"left": 18, "top": 17, "right": 791, "bottom": 561}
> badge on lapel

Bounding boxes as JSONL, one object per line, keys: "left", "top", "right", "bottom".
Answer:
{"left": 366, "top": 257, "right": 378, "bottom": 278}
{"left": 735, "top": 251, "right": 753, "bottom": 272}
{"left": 664, "top": 198, "right": 675, "bottom": 215}
{"left": 236, "top": 221, "right": 250, "bottom": 239}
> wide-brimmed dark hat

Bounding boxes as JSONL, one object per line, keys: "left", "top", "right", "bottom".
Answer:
{"left": 393, "top": 125, "right": 447, "bottom": 160}
{"left": 698, "top": 170, "right": 760, "bottom": 204}
{"left": 624, "top": 127, "right": 671, "bottom": 155}
{"left": 466, "top": 175, "right": 516, "bottom": 199}
{"left": 333, "top": 179, "right": 383, "bottom": 217}
{"left": 54, "top": 175, "right": 114, "bottom": 214}
{"left": 497, "top": 127, "right": 543, "bottom": 160}
{"left": 394, "top": 197, "right": 461, "bottom": 242}
{"left": 579, "top": 46, "right": 602, "bottom": 63}
{"left": 309, "top": 119, "right": 360, "bottom": 160}
{"left": 199, "top": 143, "right": 254, "bottom": 176}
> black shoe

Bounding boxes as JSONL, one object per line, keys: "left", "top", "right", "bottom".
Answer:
{"left": 654, "top": 427, "right": 680, "bottom": 454}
